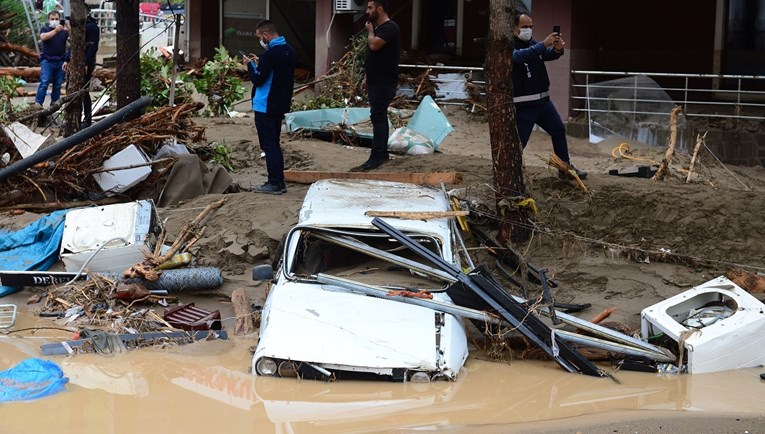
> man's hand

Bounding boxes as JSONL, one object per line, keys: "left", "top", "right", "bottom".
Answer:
{"left": 55, "top": 24, "right": 64, "bottom": 33}
{"left": 365, "top": 20, "right": 374, "bottom": 33}
{"left": 62, "top": 61, "right": 68, "bottom": 71}
{"left": 553, "top": 34, "right": 566, "bottom": 51}
{"left": 543, "top": 32, "right": 558, "bottom": 47}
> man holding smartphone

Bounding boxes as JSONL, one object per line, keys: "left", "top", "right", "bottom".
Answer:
{"left": 245, "top": 20, "right": 295, "bottom": 194}
{"left": 512, "top": 14, "right": 587, "bottom": 179}
{"left": 351, "top": 0, "right": 400, "bottom": 172}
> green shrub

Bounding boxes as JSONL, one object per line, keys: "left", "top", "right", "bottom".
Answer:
{"left": 193, "top": 46, "right": 246, "bottom": 116}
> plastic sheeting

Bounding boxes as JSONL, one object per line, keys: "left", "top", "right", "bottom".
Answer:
{"left": 0, "top": 358, "right": 69, "bottom": 402}
{"left": 284, "top": 96, "right": 453, "bottom": 152}
{"left": 0, "top": 209, "right": 68, "bottom": 297}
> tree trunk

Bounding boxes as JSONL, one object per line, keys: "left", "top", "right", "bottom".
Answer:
{"left": 0, "top": 42, "right": 39, "bottom": 62}
{"left": 64, "top": 0, "right": 87, "bottom": 137}
{"left": 116, "top": 0, "right": 141, "bottom": 108}
{"left": 0, "top": 67, "right": 115, "bottom": 82}
{"left": 487, "top": 0, "right": 529, "bottom": 244}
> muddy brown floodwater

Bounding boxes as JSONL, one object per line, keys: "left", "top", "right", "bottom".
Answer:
{"left": 1, "top": 311, "right": 763, "bottom": 433}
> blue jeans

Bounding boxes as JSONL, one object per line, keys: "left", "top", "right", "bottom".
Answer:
{"left": 367, "top": 84, "right": 396, "bottom": 161}
{"left": 515, "top": 98, "right": 570, "bottom": 164}
{"left": 255, "top": 112, "right": 285, "bottom": 186}
{"left": 35, "top": 59, "right": 65, "bottom": 106}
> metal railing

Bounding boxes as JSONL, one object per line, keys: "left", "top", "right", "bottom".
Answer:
{"left": 399, "top": 64, "right": 485, "bottom": 103}
{"left": 571, "top": 70, "right": 765, "bottom": 121}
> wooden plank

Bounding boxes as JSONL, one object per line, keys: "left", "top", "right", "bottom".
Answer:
{"left": 283, "top": 170, "right": 463, "bottom": 185}
{"left": 231, "top": 287, "right": 255, "bottom": 335}
{"left": 365, "top": 210, "right": 469, "bottom": 220}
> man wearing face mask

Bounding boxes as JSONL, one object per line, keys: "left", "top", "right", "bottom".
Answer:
{"left": 351, "top": 0, "right": 400, "bottom": 172}
{"left": 245, "top": 20, "right": 296, "bottom": 195}
{"left": 512, "top": 13, "right": 587, "bottom": 179}
{"left": 35, "top": 10, "right": 69, "bottom": 108}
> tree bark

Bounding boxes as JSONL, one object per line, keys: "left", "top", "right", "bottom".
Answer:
{"left": 487, "top": 0, "right": 529, "bottom": 244}
{"left": 64, "top": 0, "right": 87, "bottom": 137}
{"left": 116, "top": 0, "right": 141, "bottom": 108}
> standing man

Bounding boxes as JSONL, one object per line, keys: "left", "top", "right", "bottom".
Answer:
{"left": 246, "top": 20, "right": 295, "bottom": 194}
{"left": 35, "top": 10, "right": 69, "bottom": 108}
{"left": 351, "top": 0, "right": 400, "bottom": 172}
{"left": 512, "top": 14, "right": 587, "bottom": 179}
{"left": 81, "top": 10, "right": 100, "bottom": 127}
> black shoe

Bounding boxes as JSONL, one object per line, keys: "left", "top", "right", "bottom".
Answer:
{"left": 253, "top": 182, "right": 286, "bottom": 195}
{"left": 558, "top": 164, "right": 588, "bottom": 180}
{"left": 350, "top": 157, "right": 388, "bottom": 172}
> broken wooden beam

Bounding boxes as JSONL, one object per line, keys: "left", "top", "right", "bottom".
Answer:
{"left": 283, "top": 170, "right": 463, "bottom": 185}
{"left": 653, "top": 106, "right": 682, "bottom": 181}
{"left": 365, "top": 210, "right": 469, "bottom": 220}
{"left": 231, "top": 288, "right": 255, "bottom": 335}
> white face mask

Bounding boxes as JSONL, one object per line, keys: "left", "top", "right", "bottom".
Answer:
{"left": 260, "top": 39, "right": 269, "bottom": 49}
{"left": 518, "top": 28, "right": 532, "bottom": 41}
{"left": 49, "top": 20, "right": 60, "bottom": 28}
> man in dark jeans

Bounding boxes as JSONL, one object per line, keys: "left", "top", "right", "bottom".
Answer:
{"left": 81, "top": 11, "right": 100, "bottom": 128}
{"left": 512, "top": 13, "right": 587, "bottom": 179}
{"left": 351, "top": 0, "right": 400, "bottom": 172}
{"left": 35, "top": 10, "right": 69, "bottom": 107}
{"left": 246, "top": 20, "right": 296, "bottom": 194}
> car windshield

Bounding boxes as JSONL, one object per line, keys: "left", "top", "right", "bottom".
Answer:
{"left": 287, "top": 228, "right": 450, "bottom": 291}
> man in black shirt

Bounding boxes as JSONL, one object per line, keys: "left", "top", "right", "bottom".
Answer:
{"left": 351, "top": 0, "right": 400, "bottom": 172}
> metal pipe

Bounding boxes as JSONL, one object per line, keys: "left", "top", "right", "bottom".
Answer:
{"left": 310, "top": 231, "right": 457, "bottom": 283}
{"left": 317, "top": 273, "right": 500, "bottom": 325}
{"left": 0, "top": 96, "right": 153, "bottom": 183}
{"left": 533, "top": 303, "right": 668, "bottom": 355}
{"left": 554, "top": 330, "right": 675, "bottom": 363}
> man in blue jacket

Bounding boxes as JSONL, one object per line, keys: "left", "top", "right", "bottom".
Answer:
{"left": 35, "top": 10, "right": 69, "bottom": 107}
{"left": 246, "top": 20, "right": 296, "bottom": 194}
{"left": 512, "top": 13, "right": 587, "bottom": 179}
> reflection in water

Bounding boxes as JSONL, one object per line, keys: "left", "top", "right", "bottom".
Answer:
{"left": 62, "top": 360, "right": 149, "bottom": 397}
{"left": 172, "top": 366, "right": 259, "bottom": 410}
{"left": 1, "top": 337, "right": 763, "bottom": 433}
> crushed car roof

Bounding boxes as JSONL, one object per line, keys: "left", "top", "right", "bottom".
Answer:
{"left": 298, "top": 179, "right": 452, "bottom": 236}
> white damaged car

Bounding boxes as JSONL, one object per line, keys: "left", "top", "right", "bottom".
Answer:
{"left": 252, "top": 179, "right": 469, "bottom": 382}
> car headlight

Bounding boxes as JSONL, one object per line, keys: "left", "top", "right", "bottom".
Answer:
{"left": 409, "top": 371, "right": 430, "bottom": 383}
{"left": 255, "top": 357, "right": 278, "bottom": 376}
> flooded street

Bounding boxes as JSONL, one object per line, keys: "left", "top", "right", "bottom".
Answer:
{"left": 2, "top": 312, "right": 763, "bottom": 433}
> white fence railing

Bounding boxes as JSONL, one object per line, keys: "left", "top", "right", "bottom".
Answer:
{"left": 90, "top": 9, "right": 177, "bottom": 60}
{"left": 571, "top": 70, "right": 765, "bottom": 122}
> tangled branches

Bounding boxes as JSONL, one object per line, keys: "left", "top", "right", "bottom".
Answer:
{"left": 0, "top": 102, "right": 205, "bottom": 207}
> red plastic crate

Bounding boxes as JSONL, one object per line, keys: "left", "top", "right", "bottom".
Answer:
{"left": 163, "top": 303, "right": 222, "bottom": 331}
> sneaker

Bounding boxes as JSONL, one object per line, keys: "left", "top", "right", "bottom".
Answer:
{"left": 350, "top": 157, "right": 388, "bottom": 172}
{"left": 253, "top": 182, "right": 286, "bottom": 195}
{"left": 558, "top": 164, "right": 588, "bottom": 180}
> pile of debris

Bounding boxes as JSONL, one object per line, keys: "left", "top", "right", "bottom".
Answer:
{"left": 0, "top": 101, "right": 223, "bottom": 210}
{"left": 2, "top": 197, "right": 234, "bottom": 356}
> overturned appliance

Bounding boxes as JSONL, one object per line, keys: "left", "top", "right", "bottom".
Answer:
{"left": 641, "top": 276, "right": 765, "bottom": 374}
{"left": 252, "top": 179, "right": 469, "bottom": 382}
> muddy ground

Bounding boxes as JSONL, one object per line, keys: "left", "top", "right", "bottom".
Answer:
{"left": 2, "top": 104, "right": 765, "bottom": 432}
{"left": 169, "top": 108, "right": 765, "bottom": 334}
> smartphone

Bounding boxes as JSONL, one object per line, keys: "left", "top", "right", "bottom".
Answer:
{"left": 553, "top": 25, "right": 560, "bottom": 35}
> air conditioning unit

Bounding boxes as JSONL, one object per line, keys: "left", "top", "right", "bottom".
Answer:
{"left": 334, "top": 0, "right": 366, "bottom": 13}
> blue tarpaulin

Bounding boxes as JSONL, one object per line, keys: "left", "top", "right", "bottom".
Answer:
{"left": 0, "top": 209, "right": 68, "bottom": 297}
{"left": 0, "top": 358, "right": 69, "bottom": 402}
